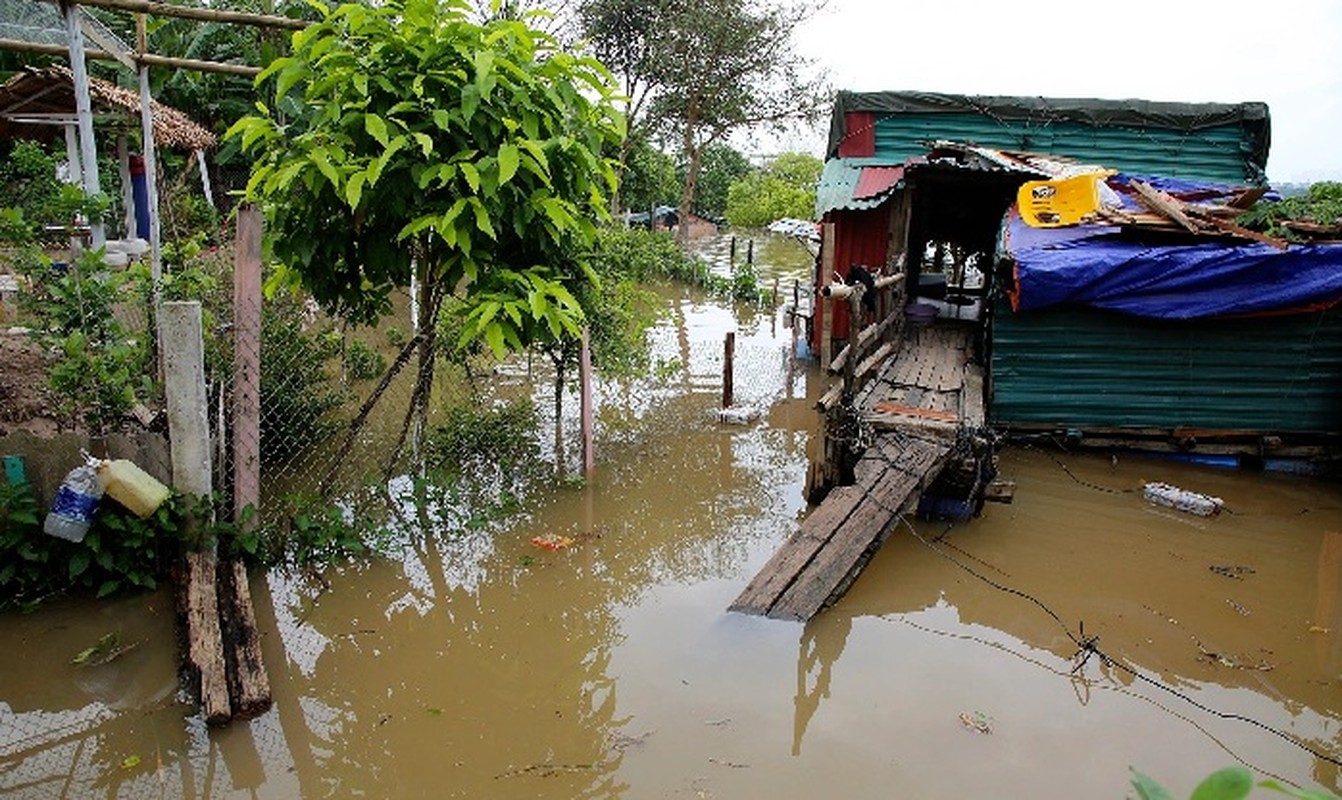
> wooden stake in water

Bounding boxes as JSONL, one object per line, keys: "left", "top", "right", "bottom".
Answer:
{"left": 723, "top": 332, "right": 736, "bottom": 409}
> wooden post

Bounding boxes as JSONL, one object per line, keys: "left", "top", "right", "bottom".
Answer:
{"left": 195, "top": 149, "right": 215, "bottom": 209}
{"left": 772, "top": 277, "right": 779, "bottom": 307}
{"left": 61, "top": 0, "right": 105, "bottom": 248}
{"left": 730, "top": 236, "right": 736, "bottom": 265}
{"left": 116, "top": 133, "right": 133, "bottom": 238}
{"left": 819, "top": 223, "right": 835, "bottom": 371}
{"left": 161, "top": 301, "right": 229, "bottom": 725}
{"left": 225, "top": 204, "right": 270, "bottom": 719}
{"left": 722, "top": 331, "right": 735, "bottom": 409}
{"left": 136, "top": 16, "right": 162, "bottom": 286}
{"left": 232, "top": 205, "right": 261, "bottom": 525}
{"left": 747, "top": 239, "right": 754, "bottom": 265}
{"left": 580, "top": 326, "right": 595, "bottom": 476}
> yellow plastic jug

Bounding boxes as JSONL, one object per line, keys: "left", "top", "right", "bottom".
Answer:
{"left": 96, "top": 459, "right": 171, "bottom": 518}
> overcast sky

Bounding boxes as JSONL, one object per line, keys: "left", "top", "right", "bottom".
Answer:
{"left": 775, "top": 0, "right": 1342, "bottom": 183}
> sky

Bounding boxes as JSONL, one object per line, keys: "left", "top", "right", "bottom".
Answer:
{"left": 771, "top": 0, "right": 1342, "bottom": 183}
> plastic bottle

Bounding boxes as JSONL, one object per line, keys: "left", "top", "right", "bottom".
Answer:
{"left": 44, "top": 463, "right": 103, "bottom": 542}
{"left": 96, "top": 458, "right": 170, "bottom": 518}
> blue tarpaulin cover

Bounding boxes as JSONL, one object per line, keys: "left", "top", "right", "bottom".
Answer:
{"left": 1003, "top": 175, "right": 1342, "bottom": 319}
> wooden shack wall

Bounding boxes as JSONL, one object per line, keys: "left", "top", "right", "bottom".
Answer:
{"left": 815, "top": 206, "right": 893, "bottom": 350}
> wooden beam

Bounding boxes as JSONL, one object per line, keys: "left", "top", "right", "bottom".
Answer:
{"left": 71, "top": 0, "right": 309, "bottom": 30}
{"left": 1130, "top": 180, "right": 1201, "bottom": 234}
{"left": 0, "top": 38, "right": 262, "bottom": 77}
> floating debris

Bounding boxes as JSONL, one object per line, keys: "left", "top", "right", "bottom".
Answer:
{"left": 608, "top": 729, "right": 656, "bottom": 752}
{"left": 1210, "top": 565, "right": 1256, "bottom": 579}
{"left": 717, "top": 405, "right": 761, "bottom": 426}
{"left": 958, "top": 711, "right": 993, "bottom": 734}
{"left": 1226, "top": 599, "right": 1251, "bottom": 617}
{"left": 530, "top": 534, "right": 575, "bottom": 551}
{"left": 1142, "top": 482, "right": 1224, "bottom": 517}
{"left": 708, "top": 757, "right": 749, "bottom": 769}
{"left": 71, "top": 632, "right": 139, "bottom": 667}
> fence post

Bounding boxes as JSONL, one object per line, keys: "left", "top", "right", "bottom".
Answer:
{"left": 233, "top": 205, "right": 262, "bottom": 525}
{"left": 723, "top": 331, "right": 735, "bottom": 409}
{"left": 161, "top": 300, "right": 230, "bottom": 724}
{"left": 580, "top": 326, "right": 595, "bottom": 476}
{"left": 819, "top": 223, "right": 835, "bottom": 372}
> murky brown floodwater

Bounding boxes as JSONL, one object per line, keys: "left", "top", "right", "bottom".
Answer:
{"left": 3, "top": 232, "right": 1340, "bottom": 798}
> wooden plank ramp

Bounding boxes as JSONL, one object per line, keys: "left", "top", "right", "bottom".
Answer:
{"left": 730, "top": 325, "right": 983, "bottom": 621}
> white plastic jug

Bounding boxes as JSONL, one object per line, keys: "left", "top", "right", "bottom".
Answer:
{"left": 96, "top": 459, "right": 171, "bottom": 518}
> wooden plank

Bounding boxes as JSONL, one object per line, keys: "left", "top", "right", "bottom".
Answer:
{"left": 820, "top": 223, "right": 835, "bottom": 372}
{"left": 729, "top": 483, "right": 869, "bottom": 614}
{"left": 770, "top": 438, "right": 954, "bottom": 620}
{"left": 871, "top": 401, "right": 959, "bottom": 423}
{"left": 1131, "top": 180, "right": 1201, "bottom": 234}
{"left": 218, "top": 558, "right": 271, "bottom": 719}
{"left": 767, "top": 467, "right": 917, "bottom": 620}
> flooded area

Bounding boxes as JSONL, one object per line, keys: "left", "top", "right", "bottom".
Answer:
{"left": 2, "top": 232, "right": 1340, "bottom": 798}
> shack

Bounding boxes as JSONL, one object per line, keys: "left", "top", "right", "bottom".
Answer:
{"left": 813, "top": 90, "right": 1342, "bottom": 466}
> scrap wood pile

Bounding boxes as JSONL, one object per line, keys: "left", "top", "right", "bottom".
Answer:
{"left": 1086, "top": 180, "right": 1342, "bottom": 249}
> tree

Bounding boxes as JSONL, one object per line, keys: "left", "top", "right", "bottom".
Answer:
{"left": 230, "top": 0, "right": 623, "bottom": 470}
{"left": 634, "top": 0, "right": 825, "bottom": 242}
{"left": 680, "top": 143, "right": 750, "bottom": 219}
{"left": 620, "top": 136, "right": 679, "bottom": 216}
{"left": 725, "top": 151, "right": 822, "bottom": 228}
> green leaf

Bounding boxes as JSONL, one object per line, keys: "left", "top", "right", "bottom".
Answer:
{"left": 460, "top": 162, "right": 480, "bottom": 193}
{"left": 69, "top": 550, "right": 91, "bottom": 578}
{"left": 483, "top": 323, "right": 506, "bottom": 359}
{"left": 96, "top": 579, "right": 120, "bottom": 598}
{"left": 413, "top": 132, "right": 434, "bottom": 157}
{"left": 461, "top": 85, "right": 480, "bottom": 123}
{"left": 1130, "top": 769, "right": 1176, "bottom": 800}
{"left": 470, "top": 198, "right": 496, "bottom": 239}
{"left": 433, "top": 109, "right": 451, "bottom": 130}
{"left": 497, "top": 143, "right": 519, "bottom": 185}
{"left": 1191, "top": 768, "right": 1253, "bottom": 800}
{"left": 309, "top": 148, "right": 341, "bottom": 189}
{"left": 345, "top": 171, "right": 366, "bottom": 209}
{"left": 365, "top": 113, "right": 390, "bottom": 147}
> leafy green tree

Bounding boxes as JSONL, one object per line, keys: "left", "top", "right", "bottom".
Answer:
{"left": 725, "top": 151, "right": 821, "bottom": 228}
{"left": 579, "top": 0, "right": 823, "bottom": 227}
{"left": 620, "top": 137, "right": 679, "bottom": 215}
{"left": 681, "top": 143, "right": 750, "bottom": 219}
{"left": 231, "top": 0, "right": 623, "bottom": 466}
{"left": 644, "top": 0, "right": 824, "bottom": 242}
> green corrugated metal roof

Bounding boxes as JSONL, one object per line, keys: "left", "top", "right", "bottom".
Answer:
{"left": 815, "top": 158, "right": 900, "bottom": 216}
{"left": 817, "top": 91, "right": 1271, "bottom": 216}
{"left": 990, "top": 298, "right": 1342, "bottom": 433}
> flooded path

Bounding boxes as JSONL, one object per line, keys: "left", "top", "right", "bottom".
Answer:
{"left": 2, "top": 233, "right": 1340, "bottom": 798}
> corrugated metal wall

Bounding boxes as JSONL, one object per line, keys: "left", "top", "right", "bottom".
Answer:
{"left": 990, "top": 299, "right": 1342, "bottom": 433}
{"left": 874, "top": 116, "right": 1256, "bottom": 184}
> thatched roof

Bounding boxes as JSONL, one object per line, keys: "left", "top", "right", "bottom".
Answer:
{"left": 0, "top": 65, "right": 216, "bottom": 150}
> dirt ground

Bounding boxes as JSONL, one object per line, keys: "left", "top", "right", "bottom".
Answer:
{"left": 0, "top": 330, "right": 59, "bottom": 437}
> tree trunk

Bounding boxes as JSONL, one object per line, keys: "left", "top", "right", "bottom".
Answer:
{"left": 676, "top": 102, "right": 708, "bottom": 246}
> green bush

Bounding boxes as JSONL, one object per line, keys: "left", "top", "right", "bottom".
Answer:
{"left": 343, "top": 339, "right": 387, "bottom": 382}
{"left": 0, "top": 479, "right": 182, "bottom": 610}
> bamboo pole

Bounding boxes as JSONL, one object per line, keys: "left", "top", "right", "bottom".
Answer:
{"left": 71, "top": 0, "right": 309, "bottom": 30}
{"left": 61, "top": 0, "right": 105, "bottom": 248}
{"left": 0, "top": 39, "right": 263, "bottom": 78}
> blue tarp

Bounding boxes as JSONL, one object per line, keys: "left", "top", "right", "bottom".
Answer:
{"left": 1003, "top": 176, "right": 1342, "bottom": 319}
